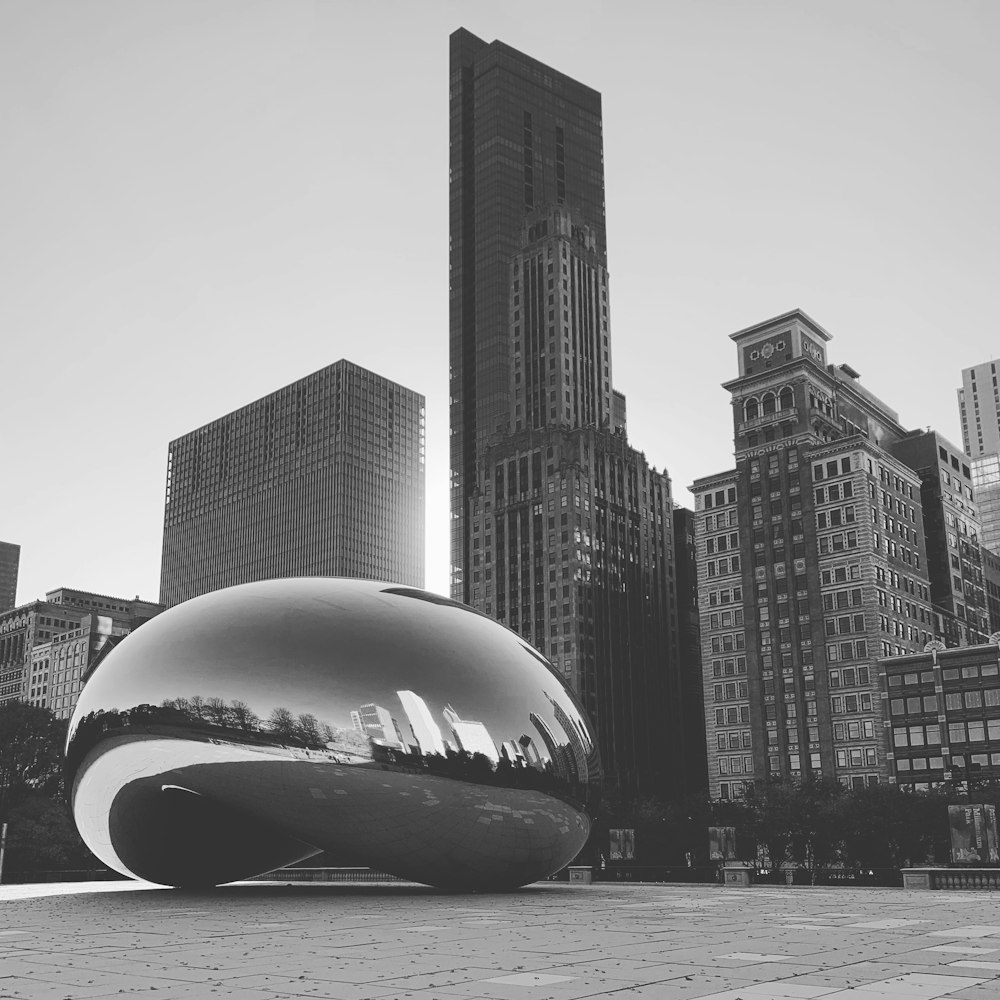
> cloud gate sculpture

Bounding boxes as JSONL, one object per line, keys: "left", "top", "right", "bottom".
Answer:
{"left": 66, "top": 578, "right": 601, "bottom": 890}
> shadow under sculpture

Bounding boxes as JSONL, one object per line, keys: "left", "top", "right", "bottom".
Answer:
{"left": 66, "top": 578, "right": 601, "bottom": 890}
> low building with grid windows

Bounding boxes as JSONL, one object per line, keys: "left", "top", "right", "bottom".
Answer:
{"left": 159, "top": 360, "right": 425, "bottom": 607}
{"left": 2, "top": 589, "right": 162, "bottom": 715}
{"left": 880, "top": 643, "right": 1000, "bottom": 791}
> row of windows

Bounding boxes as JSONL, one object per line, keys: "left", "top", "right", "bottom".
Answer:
{"left": 706, "top": 556, "right": 741, "bottom": 577}
{"left": 896, "top": 756, "right": 944, "bottom": 772}
{"left": 818, "top": 531, "right": 859, "bottom": 554}
{"left": 705, "top": 510, "right": 739, "bottom": 530}
{"left": 708, "top": 610, "right": 744, "bottom": 630}
{"left": 946, "top": 689, "right": 1000, "bottom": 710}
{"left": 815, "top": 482, "right": 854, "bottom": 505}
{"left": 813, "top": 457, "right": 853, "bottom": 481}
{"left": 719, "top": 755, "right": 754, "bottom": 775}
{"left": 829, "top": 666, "right": 871, "bottom": 688}
{"left": 714, "top": 705, "right": 751, "bottom": 726}
{"left": 703, "top": 487, "right": 737, "bottom": 509}
{"left": 894, "top": 724, "right": 941, "bottom": 747}
{"left": 710, "top": 632, "right": 746, "bottom": 653}
{"left": 875, "top": 464, "right": 916, "bottom": 499}
{"left": 706, "top": 532, "right": 739, "bottom": 554}
{"left": 823, "top": 588, "right": 863, "bottom": 610}
{"left": 718, "top": 780, "right": 751, "bottom": 799}
{"left": 948, "top": 719, "right": 1000, "bottom": 743}
{"left": 711, "top": 657, "right": 748, "bottom": 677}
{"left": 831, "top": 693, "right": 874, "bottom": 714}
{"left": 714, "top": 681, "right": 749, "bottom": 702}
{"left": 821, "top": 564, "right": 862, "bottom": 585}
{"left": 890, "top": 695, "right": 940, "bottom": 716}
{"left": 770, "top": 752, "right": 822, "bottom": 771}
{"left": 825, "top": 614, "right": 866, "bottom": 637}
{"left": 706, "top": 586, "right": 743, "bottom": 606}
{"left": 834, "top": 720, "right": 876, "bottom": 740}
{"left": 817, "top": 506, "right": 855, "bottom": 529}
{"left": 827, "top": 640, "right": 870, "bottom": 662}
{"left": 717, "top": 730, "right": 753, "bottom": 750}
{"left": 836, "top": 747, "right": 878, "bottom": 768}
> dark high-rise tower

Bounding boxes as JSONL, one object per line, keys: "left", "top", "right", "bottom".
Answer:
{"left": 449, "top": 30, "right": 685, "bottom": 798}
{"left": 0, "top": 541, "right": 19, "bottom": 612}
{"left": 450, "top": 29, "right": 607, "bottom": 603}
{"left": 159, "top": 360, "right": 425, "bottom": 607}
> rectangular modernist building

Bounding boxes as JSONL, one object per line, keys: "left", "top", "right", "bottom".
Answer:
{"left": 159, "top": 360, "right": 425, "bottom": 607}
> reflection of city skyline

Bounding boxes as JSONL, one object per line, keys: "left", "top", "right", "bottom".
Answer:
{"left": 68, "top": 682, "right": 597, "bottom": 815}
{"left": 73, "top": 675, "right": 595, "bottom": 803}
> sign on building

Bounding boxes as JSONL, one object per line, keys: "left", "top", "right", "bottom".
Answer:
{"left": 609, "top": 828, "right": 635, "bottom": 861}
{"left": 708, "top": 826, "right": 737, "bottom": 862}
{"left": 949, "top": 804, "right": 1000, "bottom": 864}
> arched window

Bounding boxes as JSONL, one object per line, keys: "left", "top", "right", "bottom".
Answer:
{"left": 744, "top": 397, "right": 759, "bottom": 421}
{"left": 762, "top": 392, "right": 776, "bottom": 416}
{"left": 779, "top": 386, "right": 794, "bottom": 410}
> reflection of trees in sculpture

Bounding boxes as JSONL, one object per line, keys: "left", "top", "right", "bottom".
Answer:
{"left": 66, "top": 694, "right": 597, "bottom": 809}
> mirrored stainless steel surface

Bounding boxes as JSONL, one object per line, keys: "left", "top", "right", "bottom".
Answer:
{"left": 66, "top": 578, "right": 601, "bottom": 889}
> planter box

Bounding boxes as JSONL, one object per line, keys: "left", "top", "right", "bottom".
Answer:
{"left": 722, "top": 864, "right": 752, "bottom": 887}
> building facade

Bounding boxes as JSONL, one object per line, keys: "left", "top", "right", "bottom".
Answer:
{"left": 958, "top": 361, "right": 1000, "bottom": 556}
{"left": 0, "top": 541, "right": 19, "bottom": 613}
{"left": 888, "top": 431, "right": 989, "bottom": 646}
{"left": 449, "top": 30, "right": 682, "bottom": 797}
{"left": 880, "top": 643, "right": 1000, "bottom": 792}
{"left": 673, "top": 506, "right": 709, "bottom": 796}
{"left": 692, "top": 311, "right": 946, "bottom": 797}
{"left": 159, "top": 360, "right": 425, "bottom": 607}
{"left": 2, "top": 589, "right": 163, "bottom": 716}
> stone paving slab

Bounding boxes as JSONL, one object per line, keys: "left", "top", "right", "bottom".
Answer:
{"left": 1, "top": 880, "right": 1000, "bottom": 999}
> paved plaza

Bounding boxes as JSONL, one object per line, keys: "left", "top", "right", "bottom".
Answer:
{"left": 3, "top": 879, "right": 1000, "bottom": 999}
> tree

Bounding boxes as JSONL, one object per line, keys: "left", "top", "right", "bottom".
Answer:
{"left": 267, "top": 707, "right": 297, "bottom": 742}
{"left": 296, "top": 713, "right": 322, "bottom": 747}
{"left": 204, "top": 697, "right": 230, "bottom": 728}
{"left": 228, "top": 700, "right": 260, "bottom": 733}
{"left": 0, "top": 701, "right": 98, "bottom": 875}
{"left": 0, "top": 701, "right": 66, "bottom": 817}
{"left": 743, "top": 777, "right": 798, "bottom": 867}
{"left": 3, "top": 795, "right": 98, "bottom": 873}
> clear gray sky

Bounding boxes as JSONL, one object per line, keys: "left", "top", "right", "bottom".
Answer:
{"left": 2, "top": 0, "right": 998, "bottom": 605}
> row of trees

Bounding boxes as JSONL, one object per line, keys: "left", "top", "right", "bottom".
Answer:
{"left": 0, "top": 702, "right": 97, "bottom": 874}
{"left": 602, "top": 776, "right": 1000, "bottom": 870}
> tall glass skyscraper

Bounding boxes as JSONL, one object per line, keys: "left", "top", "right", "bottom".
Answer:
{"left": 449, "top": 30, "right": 688, "bottom": 798}
{"left": 159, "top": 360, "right": 425, "bottom": 607}
{"left": 958, "top": 361, "right": 1000, "bottom": 558}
